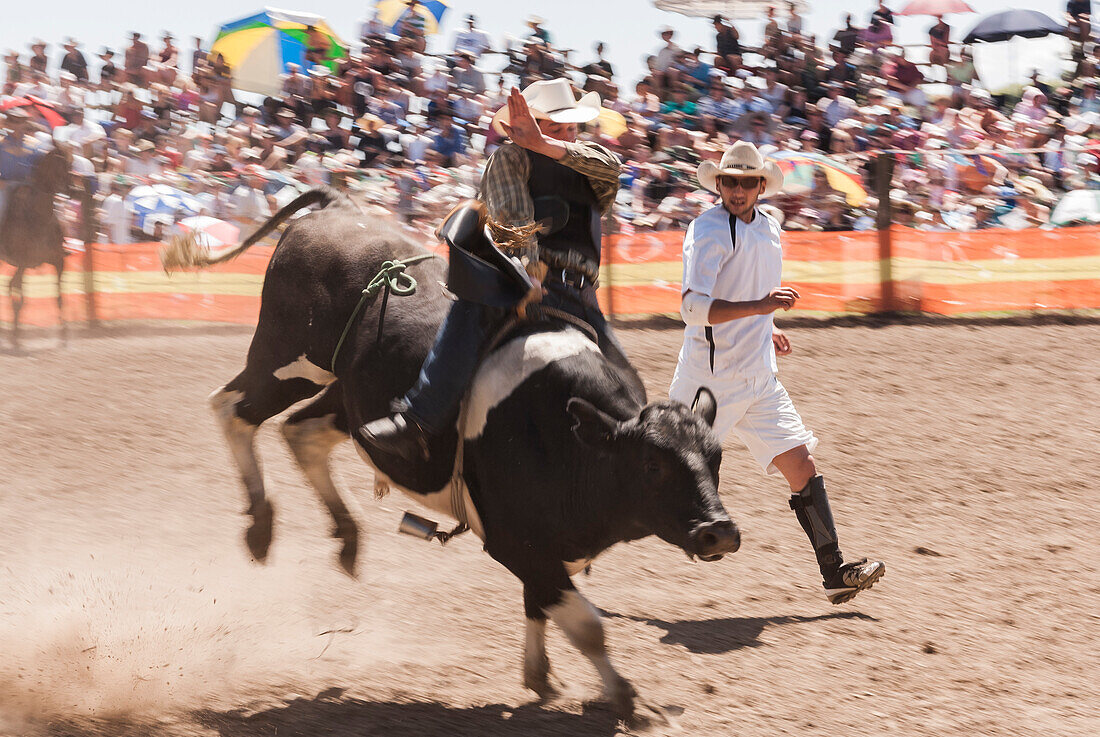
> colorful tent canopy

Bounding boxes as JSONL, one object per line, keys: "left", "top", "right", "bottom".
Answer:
{"left": 211, "top": 8, "right": 347, "bottom": 96}
{"left": 375, "top": 0, "right": 450, "bottom": 35}
{"left": 767, "top": 150, "right": 868, "bottom": 206}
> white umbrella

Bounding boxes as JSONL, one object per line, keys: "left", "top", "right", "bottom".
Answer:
{"left": 654, "top": 0, "right": 807, "bottom": 20}
{"left": 126, "top": 184, "right": 203, "bottom": 230}
{"left": 1050, "top": 189, "right": 1100, "bottom": 227}
{"left": 176, "top": 216, "right": 241, "bottom": 248}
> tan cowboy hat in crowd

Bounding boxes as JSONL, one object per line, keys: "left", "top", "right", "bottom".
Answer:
{"left": 490, "top": 79, "right": 601, "bottom": 135}
{"left": 355, "top": 114, "right": 385, "bottom": 132}
{"left": 696, "top": 140, "right": 785, "bottom": 198}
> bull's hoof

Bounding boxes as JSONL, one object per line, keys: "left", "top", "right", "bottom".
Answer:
{"left": 523, "top": 659, "right": 560, "bottom": 701}
{"left": 625, "top": 697, "right": 679, "bottom": 732}
{"left": 245, "top": 499, "right": 274, "bottom": 562}
{"left": 608, "top": 678, "right": 638, "bottom": 723}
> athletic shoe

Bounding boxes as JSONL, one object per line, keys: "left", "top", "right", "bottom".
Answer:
{"left": 824, "top": 558, "right": 885, "bottom": 605}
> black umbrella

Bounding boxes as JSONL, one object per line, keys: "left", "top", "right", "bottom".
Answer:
{"left": 962, "top": 9, "right": 1064, "bottom": 43}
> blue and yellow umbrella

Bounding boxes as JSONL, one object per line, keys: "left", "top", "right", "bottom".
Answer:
{"left": 211, "top": 8, "right": 348, "bottom": 95}
{"left": 375, "top": 0, "right": 451, "bottom": 35}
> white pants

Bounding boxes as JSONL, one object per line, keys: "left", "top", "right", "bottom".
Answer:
{"left": 670, "top": 365, "right": 817, "bottom": 476}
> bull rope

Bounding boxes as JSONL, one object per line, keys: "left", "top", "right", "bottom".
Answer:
{"left": 330, "top": 254, "right": 438, "bottom": 373}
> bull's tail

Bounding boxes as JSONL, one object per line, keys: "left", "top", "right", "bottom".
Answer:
{"left": 160, "top": 187, "right": 348, "bottom": 273}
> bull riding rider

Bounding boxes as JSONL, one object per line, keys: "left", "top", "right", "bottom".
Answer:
{"left": 359, "top": 79, "right": 640, "bottom": 461}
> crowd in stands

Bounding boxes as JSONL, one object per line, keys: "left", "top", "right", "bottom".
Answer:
{"left": 2, "top": 1, "right": 1100, "bottom": 242}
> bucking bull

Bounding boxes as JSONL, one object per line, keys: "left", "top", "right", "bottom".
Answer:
{"left": 163, "top": 188, "right": 741, "bottom": 721}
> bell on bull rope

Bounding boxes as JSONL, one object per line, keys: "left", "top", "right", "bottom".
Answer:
{"left": 398, "top": 511, "right": 439, "bottom": 540}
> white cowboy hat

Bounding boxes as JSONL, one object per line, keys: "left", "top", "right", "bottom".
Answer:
{"left": 490, "top": 79, "right": 600, "bottom": 135}
{"left": 696, "top": 141, "right": 784, "bottom": 198}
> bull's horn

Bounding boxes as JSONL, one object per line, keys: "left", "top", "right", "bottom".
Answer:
{"left": 690, "top": 387, "right": 717, "bottom": 428}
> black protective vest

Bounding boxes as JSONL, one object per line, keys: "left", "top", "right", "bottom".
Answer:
{"left": 526, "top": 150, "right": 602, "bottom": 266}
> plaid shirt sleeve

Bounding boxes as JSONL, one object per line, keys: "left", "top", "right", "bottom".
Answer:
{"left": 479, "top": 142, "right": 536, "bottom": 259}
{"left": 479, "top": 140, "right": 622, "bottom": 260}
{"left": 559, "top": 141, "right": 622, "bottom": 215}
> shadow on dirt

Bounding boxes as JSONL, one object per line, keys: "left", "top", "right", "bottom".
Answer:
{"left": 603, "top": 610, "right": 878, "bottom": 654}
{"left": 193, "top": 689, "right": 627, "bottom": 737}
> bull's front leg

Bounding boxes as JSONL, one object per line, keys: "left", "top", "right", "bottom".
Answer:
{"left": 547, "top": 586, "right": 636, "bottom": 720}
{"left": 521, "top": 587, "right": 558, "bottom": 700}
{"left": 522, "top": 570, "right": 635, "bottom": 720}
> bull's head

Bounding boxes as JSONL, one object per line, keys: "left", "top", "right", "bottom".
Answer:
{"left": 566, "top": 387, "right": 740, "bottom": 561}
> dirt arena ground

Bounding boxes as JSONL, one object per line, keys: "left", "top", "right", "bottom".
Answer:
{"left": 1, "top": 320, "right": 1098, "bottom": 737}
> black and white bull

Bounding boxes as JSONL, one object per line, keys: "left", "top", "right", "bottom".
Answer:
{"left": 168, "top": 188, "right": 741, "bottom": 719}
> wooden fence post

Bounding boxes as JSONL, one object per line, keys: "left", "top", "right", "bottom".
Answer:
{"left": 79, "top": 177, "right": 99, "bottom": 326}
{"left": 602, "top": 214, "right": 615, "bottom": 319}
{"left": 874, "top": 152, "right": 896, "bottom": 313}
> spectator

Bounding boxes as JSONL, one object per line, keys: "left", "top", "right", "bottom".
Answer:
{"left": 585, "top": 42, "right": 615, "bottom": 81}
{"left": 159, "top": 32, "right": 179, "bottom": 80}
{"left": 453, "top": 14, "right": 492, "bottom": 60}
{"left": 191, "top": 37, "right": 207, "bottom": 75}
{"left": 101, "top": 177, "right": 134, "bottom": 244}
{"left": 126, "top": 139, "right": 162, "bottom": 178}
{"left": 833, "top": 13, "right": 860, "bottom": 56}
{"left": 305, "top": 25, "right": 330, "bottom": 67}
{"left": 883, "top": 47, "right": 926, "bottom": 107}
{"left": 652, "top": 26, "right": 681, "bottom": 92}
{"left": 230, "top": 165, "right": 272, "bottom": 228}
{"left": 713, "top": 15, "right": 743, "bottom": 73}
{"left": 3, "top": 51, "right": 24, "bottom": 94}
{"left": 1071, "top": 76, "right": 1100, "bottom": 113}
{"left": 861, "top": 16, "right": 893, "bottom": 50}
{"left": 98, "top": 48, "right": 118, "bottom": 87}
{"left": 787, "top": 1, "right": 804, "bottom": 37}
{"left": 28, "top": 40, "right": 48, "bottom": 75}
{"left": 125, "top": 32, "right": 150, "bottom": 85}
{"left": 820, "top": 82, "right": 857, "bottom": 127}
{"left": 661, "top": 84, "right": 697, "bottom": 117}
{"left": 697, "top": 79, "right": 735, "bottom": 124}
{"left": 870, "top": 0, "right": 894, "bottom": 26}
{"left": 60, "top": 38, "right": 89, "bottom": 83}
{"left": 526, "top": 15, "right": 551, "bottom": 44}
{"left": 452, "top": 51, "right": 486, "bottom": 95}
{"left": 430, "top": 108, "right": 467, "bottom": 167}
{"left": 928, "top": 15, "right": 951, "bottom": 69}
{"left": 1067, "top": 0, "right": 1093, "bottom": 45}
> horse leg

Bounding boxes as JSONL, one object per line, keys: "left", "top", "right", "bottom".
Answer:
{"left": 55, "top": 261, "right": 67, "bottom": 345}
{"left": 210, "top": 365, "right": 327, "bottom": 563}
{"left": 280, "top": 384, "right": 361, "bottom": 576}
{"left": 9, "top": 267, "right": 24, "bottom": 349}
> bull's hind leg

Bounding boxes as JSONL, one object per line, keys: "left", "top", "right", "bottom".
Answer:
{"left": 210, "top": 367, "right": 328, "bottom": 562}
{"left": 281, "top": 384, "right": 361, "bottom": 576}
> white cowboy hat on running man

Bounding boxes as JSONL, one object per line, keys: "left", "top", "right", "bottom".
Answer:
{"left": 696, "top": 140, "right": 785, "bottom": 198}
{"left": 490, "top": 79, "right": 601, "bottom": 135}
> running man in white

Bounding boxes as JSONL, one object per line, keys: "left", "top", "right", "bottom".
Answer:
{"left": 670, "top": 141, "right": 885, "bottom": 604}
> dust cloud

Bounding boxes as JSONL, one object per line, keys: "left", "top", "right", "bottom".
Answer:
{"left": 0, "top": 547, "right": 370, "bottom": 732}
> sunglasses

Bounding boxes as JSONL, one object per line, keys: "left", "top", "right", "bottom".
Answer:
{"left": 719, "top": 176, "right": 762, "bottom": 189}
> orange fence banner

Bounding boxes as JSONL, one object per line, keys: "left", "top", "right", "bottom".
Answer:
{"left": 601, "top": 226, "right": 1100, "bottom": 316}
{"left": 3, "top": 226, "right": 1099, "bottom": 328}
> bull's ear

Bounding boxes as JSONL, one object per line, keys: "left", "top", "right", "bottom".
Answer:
{"left": 691, "top": 387, "right": 718, "bottom": 427}
{"left": 566, "top": 398, "right": 619, "bottom": 449}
